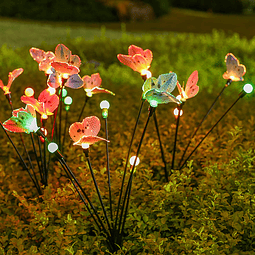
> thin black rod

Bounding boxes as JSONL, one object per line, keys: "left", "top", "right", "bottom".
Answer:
{"left": 179, "top": 91, "right": 243, "bottom": 170}
{"left": 171, "top": 104, "right": 182, "bottom": 171}
{"left": 36, "top": 129, "right": 110, "bottom": 238}
{"left": 78, "top": 95, "right": 89, "bottom": 122}
{"left": 58, "top": 86, "right": 63, "bottom": 149}
{"left": 58, "top": 159, "right": 102, "bottom": 231}
{"left": 105, "top": 117, "right": 113, "bottom": 223}
{"left": 178, "top": 80, "right": 231, "bottom": 167}
{"left": 61, "top": 109, "right": 69, "bottom": 155}
{"left": 84, "top": 149, "right": 113, "bottom": 235}
{"left": 153, "top": 110, "right": 168, "bottom": 182}
{"left": 114, "top": 99, "right": 145, "bottom": 232}
{"left": 30, "top": 133, "right": 43, "bottom": 181}
{"left": 37, "top": 134, "right": 45, "bottom": 185}
{"left": 19, "top": 133, "right": 42, "bottom": 194}
{"left": 0, "top": 121, "right": 28, "bottom": 170}
{"left": 119, "top": 106, "right": 155, "bottom": 237}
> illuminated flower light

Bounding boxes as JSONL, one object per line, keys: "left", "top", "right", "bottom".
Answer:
{"left": 176, "top": 70, "right": 199, "bottom": 102}
{"left": 130, "top": 156, "right": 140, "bottom": 166}
{"left": 82, "top": 73, "right": 115, "bottom": 97}
{"left": 21, "top": 88, "right": 59, "bottom": 119}
{"left": 3, "top": 105, "right": 39, "bottom": 134}
{"left": 24, "top": 87, "right": 35, "bottom": 97}
{"left": 223, "top": 53, "right": 246, "bottom": 82}
{"left": 46, "top": 44, "right": 83, "bottom": 89}
{"left": 0, "top": 68, "right": 23, "bottom": 95}
{"left": 30, "top": 47, "right": 55, "bottom": 74}
{"left": 173, "top": 107, "right": 183, "bottom": 117}
{"left": 117, "top": 45, "right": 153, "bottom": 75}
{"left": 69, "top": 116, "right": 109, "bottom": 148}
{"left": 142, "top": 72, "right": 181, "bottom": 107}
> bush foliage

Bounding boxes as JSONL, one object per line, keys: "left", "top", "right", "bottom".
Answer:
{"left": 0, "top": 30, "right": 255, "bottom": 254}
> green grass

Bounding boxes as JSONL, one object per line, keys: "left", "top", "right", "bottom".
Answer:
{"left": 1, "top": 8, "right": 255, "bottom": 49}
{"left": 0, "top": 8, "right": 255, "bottom": 254}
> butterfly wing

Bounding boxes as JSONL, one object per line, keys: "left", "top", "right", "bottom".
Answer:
{"left": 223, "top": 53, "right": 246, "bottom": 81}
{"left": 82, "top": 116, "right": 101, "bottom": 136}
{"left": 3, "top": 111, "right": 37, "bottom": 134}
{"left": 55, "top": 44, "right": 71, "bottom": 63}
{"left": 69, "top": 122, "right": 86, "bottom": 143}
{"left": 144, "top": 89, "right": 180, "bottom": 104}
{"left": 29, "top": 48, "right": 46, "bottom": 63}
{"left": 185, "top": 70, "right": 199, "bottom": 99}
{"left": 158, "top": 73, "right": 177, "bottom": 93}
{"left": 65, "top": 74, "right": 83, "bottom": 89}
{"left": 38, "top": 89, "right": 59, "bottom": 114}
{"left": 7, "top": 68, "right": 24, "bottom": 89}
{"left": 91, "top": 87, "right": 115, "bottom": 96}
{"left": 51, "top": 62, "right": 79, "bottom": 75}
{"left": 74, "top": 135, "right": 109, "bottom": 146}
{"left": 47, "top": 69, "right": 62, "bottom": 88}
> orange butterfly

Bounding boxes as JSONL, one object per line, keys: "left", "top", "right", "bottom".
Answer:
{"left": 30, "top": 47, "right": 55, "bottom": 74}
{"left": 47, "top": 44, "right": 83, "bottom": 89}
{"left": 176, "top": 70, "right": 199, "bottom": 101}
{"left": 69, "top": 116, "right": 109, "bottom": 149}
{"left": 82, "top": 73, "right": 115, "bottom": 97}
{"left": 21, "top": 88, "right": 59, "bottom": 119}
{"left": 117, "top": 45, "right": 153, "bottom": 74}
{"left": 0, "top": 68, "right": 23, "bottom": 95}
{"left": 223, "top": 53, "right": 246, "bottom": 81}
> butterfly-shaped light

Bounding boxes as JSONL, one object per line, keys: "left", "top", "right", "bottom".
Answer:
{"left": 142, "top": 72, "right": 181, "bottom": 107}
{"left": 30, "top": 47, "right": 55, "bottom": 74}
{"left": 69, "top": 116, "right": 109, "bottom": 149}
{"left": 223, "top": 53, "right": 246, "bottom": 82}
{"left": 176, "top": 70, "right": 199, "bottom": 102}
{"left": 21, "top": 88, "right": 59, "bottom": 119}
{"left": 0, "top": 68, "right": 23, "bottom": 95}
{"left": 3, "top": 105, "right": 39, "bottom": 134}
{"left": 117, "top": 45, "right": 153, "bottom": 75}
{"left": 46, "top": 44, "right": 83, "bottom": 89}
{"left": 82, "top": 73, "right": 115, "bottom": 97}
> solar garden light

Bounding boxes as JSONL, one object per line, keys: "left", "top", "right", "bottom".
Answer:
{"left": 179, "top": 83, "right": 254, "bottom": 170}
{"left": 100, "top": 100, "right": 110, "bottom": 118}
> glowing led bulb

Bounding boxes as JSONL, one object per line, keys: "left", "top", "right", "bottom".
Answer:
{"left": 173, "top": 108, "right": 183, "bottom": 117}
{"left": 64, "top": 96, "right": 72, "bottom": 105}
{"left": 86, "top": 91, "right": 93, "bottom": 97}
{"left": 41, "top": 127, "right": 48, "bottom": 136}
{"left": 176, "top": 95, "right": 182, "bottom": 101}
{"left": 130, "top": 156, "right": 140, "bottom": 166}
{"left": 141, "top": 69, "right": 152, "bottom": 79}
{"left": 100, "top": 100, "right": 110, "bottom": 109}
{"left": 243, "top": 84, "right": 253, "bottom": 94}
{"left": 82, "top": 143, "right": 90, "bottom": 149}
{"left": 24, "top": 87, "right": 34, "bottom": 97}
{"left": 41, "top": 114, "right": 48, "bottom": 120}
{"left": 150, "top": 100, "right": 158, "bottom": 108}
{"left": 48, "top": 142, "right": 58, "bottom": 153}
{"left": 47, "top": 87, "right": 56, "bottom": 95}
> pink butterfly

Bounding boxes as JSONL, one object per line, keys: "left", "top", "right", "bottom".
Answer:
{"left": 117, "top": 45, "right": 153, "bottom": 74}
{"left": 3, "top": 105, "right": 39, "bottom": 134}
{"left": 176, "top": 70, "right": 199, "bottom": 101}
{"left": 47, "top": 44, "right": 83, "bottom": 89}
{"left": 69, "top": 116, "right": 109, "bottom": 148}
{"left": 82, "top": 73, "right": 115, "bottom": 97}
{"left": 223, "top": 53, "right": 246, "bottom": 81}
{"left": 0, "top": 68, "right": 23, "bottom": 95}
{"left": 21, "top": 88, "right": 59, "bottom": 119}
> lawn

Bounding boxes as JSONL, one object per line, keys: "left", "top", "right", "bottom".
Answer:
{"left": 0, "top": 8, "right": 255, "bottom": 254}
{"left": 1, "top": 8, "right": 255, "bottom": 49}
